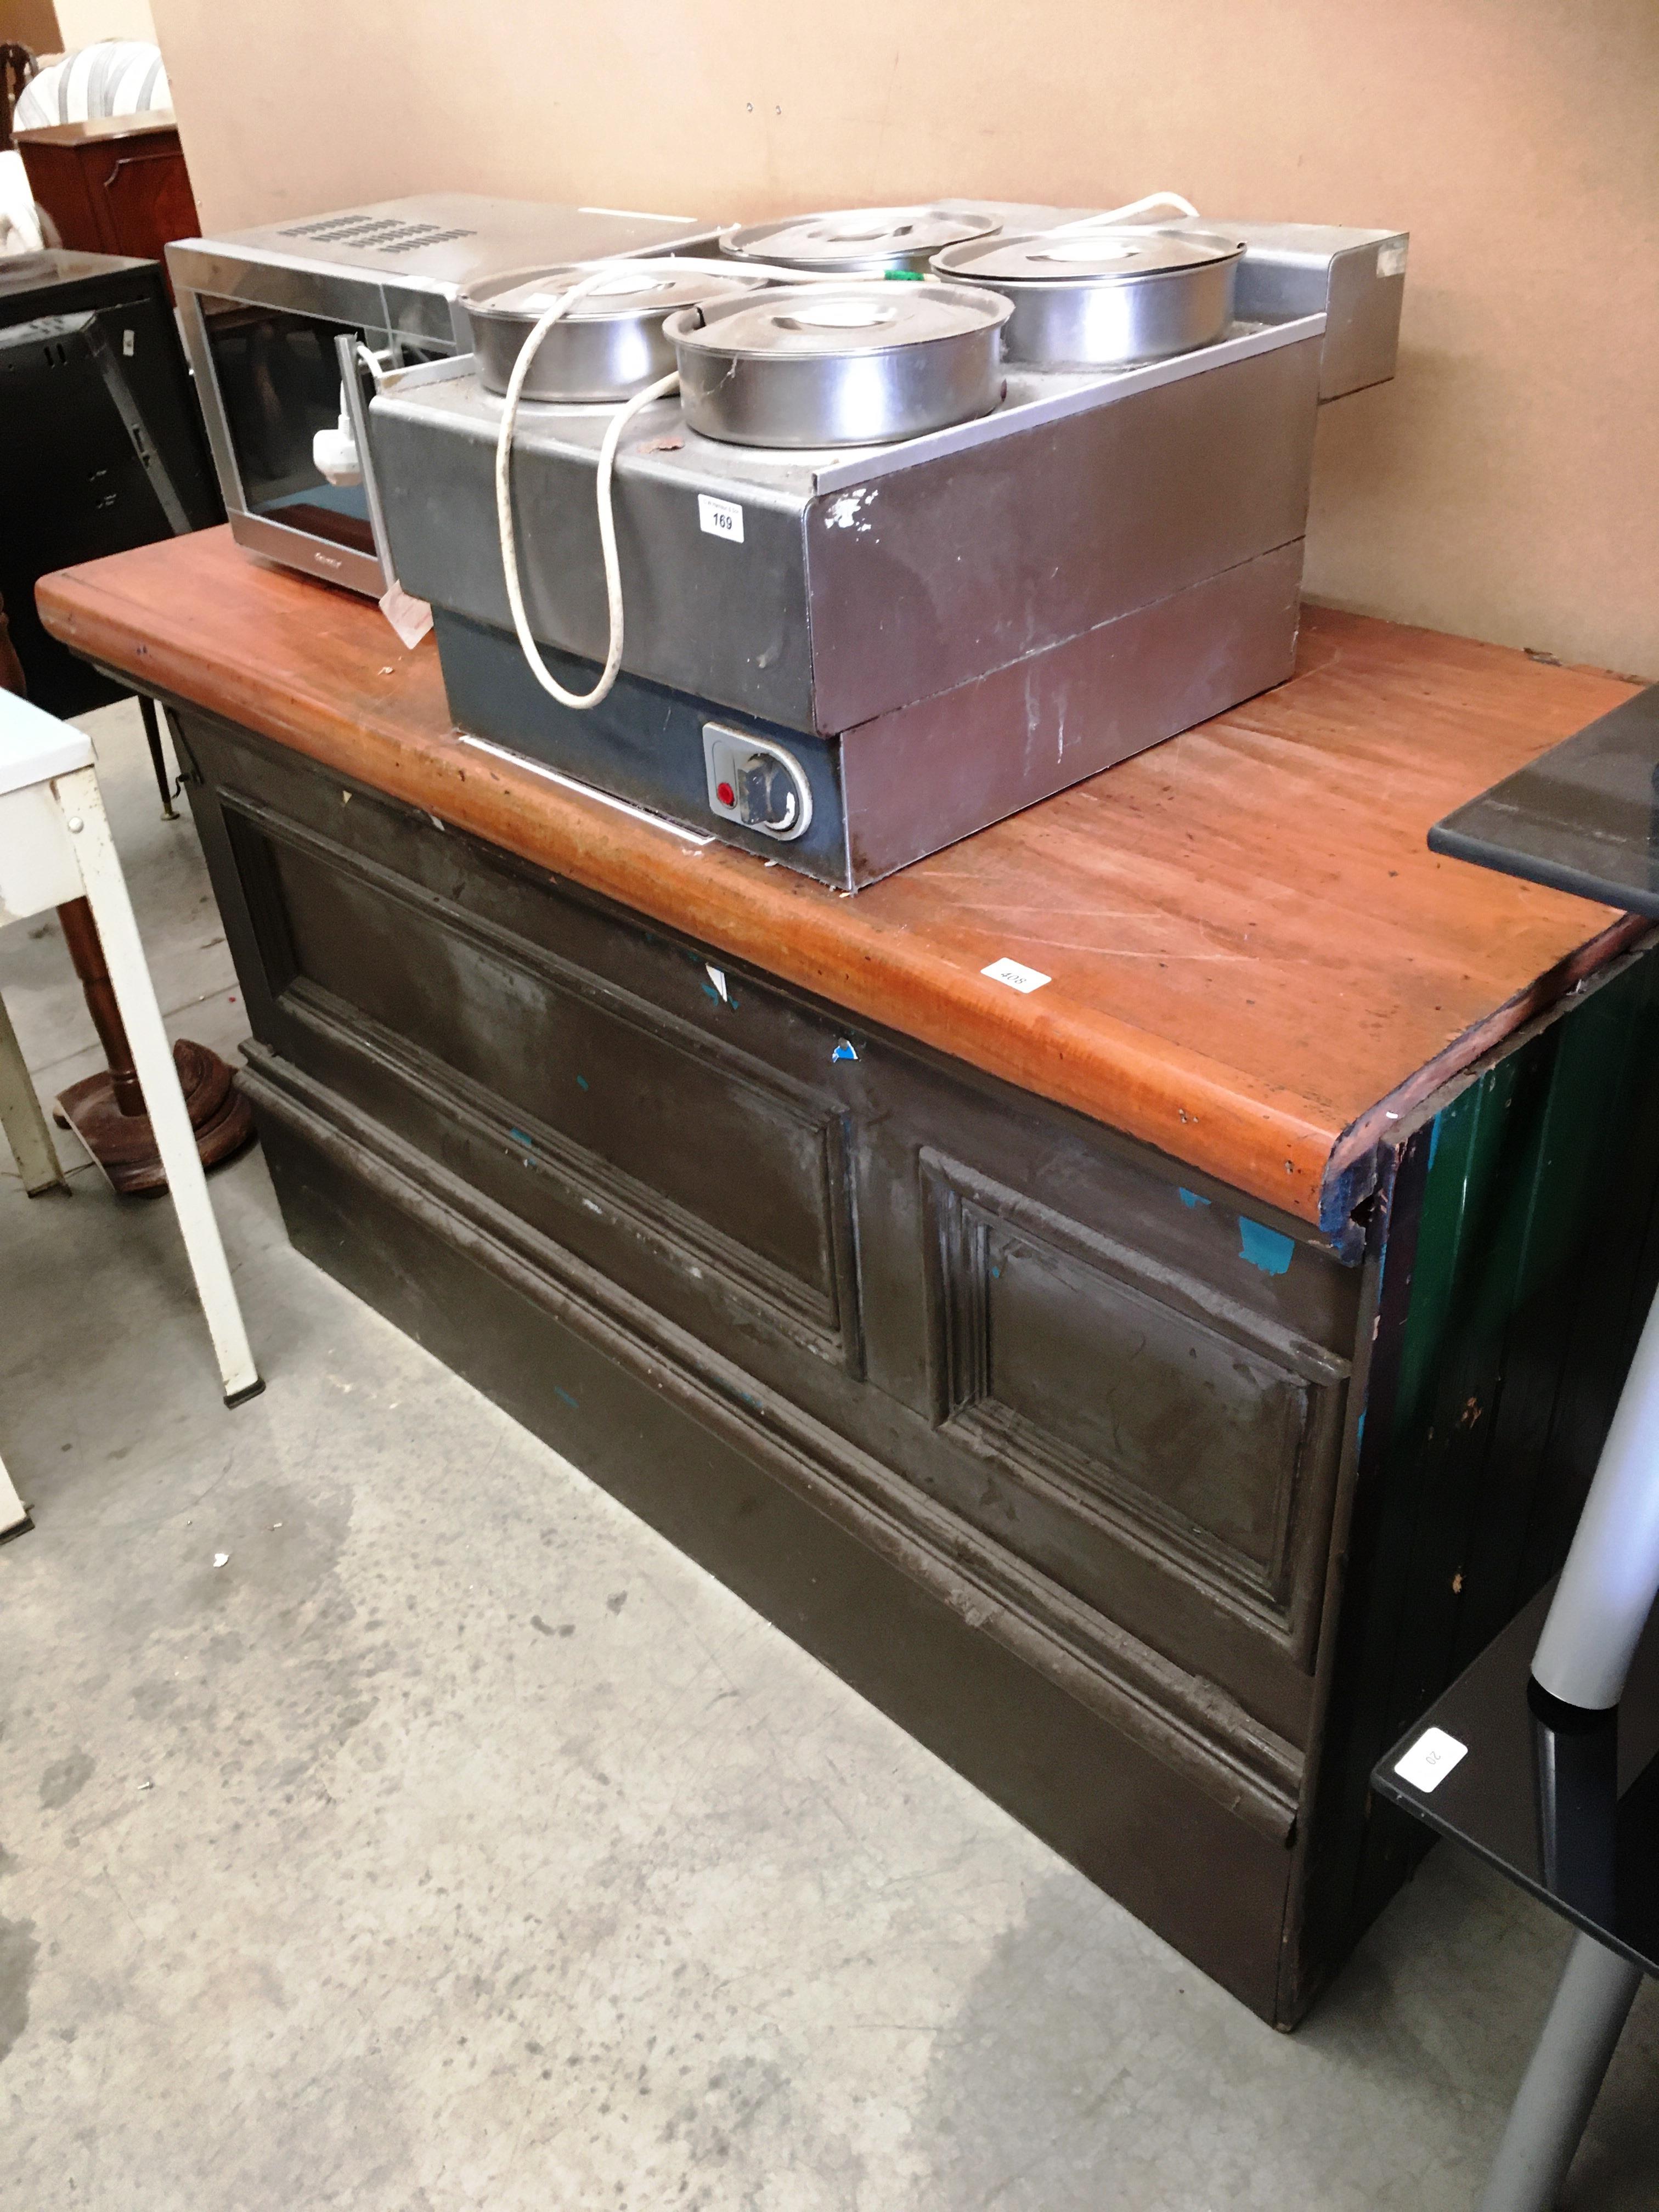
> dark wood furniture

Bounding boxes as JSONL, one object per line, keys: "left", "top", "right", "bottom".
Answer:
{"left": 0, "top": 41, "right": 36, "bottom": 151}
{"left": 16, "top": 112, "right": 198, "bottom": 292}
{"left": 38, "top": 530, "right": 1659, "bottom": 2024}
{"left": 0, "top": 247, "right": 220, "bottom": 716}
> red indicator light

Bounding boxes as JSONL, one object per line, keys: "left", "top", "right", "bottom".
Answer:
{"left": 716, "top": 780, "right": 735, "bottom": 807}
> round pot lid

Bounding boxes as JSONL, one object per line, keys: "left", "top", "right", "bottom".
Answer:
{"left": 724, "top": 206, "right": 999, "bottom": 268}
{"left": 935, "top": 226, "right": 1243, "bottom": 284}
{"left": 675, "top": 280, "right": 1011, "bottom": 357}
{"left": 465, "top": 263, "right": 755, "bottom": 321}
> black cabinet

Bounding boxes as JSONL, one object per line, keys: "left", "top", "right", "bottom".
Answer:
{"left": 0, "top": 247, "right": 218, "bottom": 715}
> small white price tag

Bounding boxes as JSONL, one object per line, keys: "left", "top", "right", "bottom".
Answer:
{"left": 379, "top": 581, "right": 433, "bottom": 649}
{"left": 698, "top": 494, "right": 744, "bottom": 544}
{"left": 1393, "top": 1726, "right": 1468, "bottom": 1793}
{"left": 981, "top": 957, "right": 1052, "bottom": 995}
{"left": 121, "top": 328, "right": 136, "bottom": 357}
{"left": 1377, "top": 240, "right": 1408, "bottom": 279}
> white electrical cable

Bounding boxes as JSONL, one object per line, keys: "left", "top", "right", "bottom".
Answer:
{"left": 1048, "top": 191, "right": 1200, "bottom": 238}
{"left": 492, "top": 253, "right": 912, "bottom": 714}
{"left": 493, "top": 267, "right": 671, "bottom": 712}
{"left": 494, "top": 213, "right": 1203, "bottom": 710}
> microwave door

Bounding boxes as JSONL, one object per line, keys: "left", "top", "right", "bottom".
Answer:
{"left": 332, "top": 333, "right": 399, "bottom": 588}
{"left": 196, "top": 292, "right": 385, "bottom": 572}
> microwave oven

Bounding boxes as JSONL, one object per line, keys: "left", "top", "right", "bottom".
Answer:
{"left": 167, "top": 194, "right": 717, "bottom": 599}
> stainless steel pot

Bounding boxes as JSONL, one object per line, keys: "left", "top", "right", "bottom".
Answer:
{"left": 932, "top": 226, "right": 1243, "bottom": 368}
{"left": 667, "top": 280, "right": 1012, "bottom": 449}
{"left": 463, "top": 263, "right": 760, "bottom": 401}
{"left": 721, "top": 205, "right": 1000, "bottom": 276}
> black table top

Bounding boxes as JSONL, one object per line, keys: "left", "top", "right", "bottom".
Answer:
{"left": 1374, "top": 1581, "right": 1659, "bottom": 1977}
{"left": 1431, "top": 683, "right": 1659, "bottom": 916}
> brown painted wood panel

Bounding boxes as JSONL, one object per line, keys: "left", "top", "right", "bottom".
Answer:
{"left": 16, "top": 115, "right": 199, "bottom": 291}
{"left": 36, "top": 528, "right": 1643, "bottom": 1227}
{"left": 175, "top": 703, "right": 1349, "bottom": 1759}
{"left": 921, "top": 1150, "right": 1347, "bottom": 1670}
{"left": 238, "top": 796, "right": 860, "bottom": 1356}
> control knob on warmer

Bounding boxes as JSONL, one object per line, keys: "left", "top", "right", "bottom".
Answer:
{"left": 702, "top": 723, "right": 814, "bottom": 843}
{"left": 736, "top": 753, "right": 803, "bottom": 834}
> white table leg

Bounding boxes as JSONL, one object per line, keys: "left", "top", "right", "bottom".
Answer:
{"left": 1478, "top": 1931, "right": 1644, "bottom": 2212}
{"left": 0, "top": 1440, "right": 29, "bottom": 1539}
{"left": 54, "top": 765, "right": 263, "bottom": 1407}
{"left": 0, "top": 988, "right": 66, "bottom": 1195}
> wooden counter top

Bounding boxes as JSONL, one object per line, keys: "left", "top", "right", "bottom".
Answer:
{"left": 37, "top": 528, "right": 1644, "bottom": 1233}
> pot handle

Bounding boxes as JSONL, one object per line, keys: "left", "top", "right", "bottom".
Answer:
{"left": 1047, "top": 192, "right": 1199, "bottom": 238}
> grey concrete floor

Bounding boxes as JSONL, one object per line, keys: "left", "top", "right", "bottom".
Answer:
{"left": 2, "top": 702, "right": 1657, "bottom": 2210}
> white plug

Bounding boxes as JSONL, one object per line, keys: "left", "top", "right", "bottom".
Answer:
{"left": 312, "top": 386, "right": 361, "bottom": 486}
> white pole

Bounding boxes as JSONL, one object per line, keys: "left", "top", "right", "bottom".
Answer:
{"left": 1532, "top": 1282, "right": 1659, "bottom": 1708}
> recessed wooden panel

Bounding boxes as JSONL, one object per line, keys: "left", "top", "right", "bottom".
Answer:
{"left": 984, "top": 1227, "right": 1310, "bottom": 1574}
{"left": 924, "top": 1152, "right": 1348, "bottom": 1661}
{"left": 222, "top": 791, "right": 861, "bottom": 1365}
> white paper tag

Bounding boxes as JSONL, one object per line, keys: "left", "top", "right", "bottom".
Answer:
{"left": 121, "top": 327, "right": 135, "bottom": 357}
{"left": 1377, "top": 240, "right": 1408, "bottom": 279}
{"left": 1393, "top": 1725, "right": 1467, "bottom": 1793}
{"left": 698, "top": 494, "right": 744, "bottom": 544}
{"left": 981, "top": 957, "right": 1052, "bottom": 994}
{"left": 379, "top": 581, "right": 433, "bottom": 650}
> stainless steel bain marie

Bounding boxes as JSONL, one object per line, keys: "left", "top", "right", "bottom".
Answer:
{"left": 366, "top": 214, "right": 1409, "bottom": 889}
{"left": 668, "top": 280, "right": 1012, "bottom": 447}
{"left": 933, "top": 226, "right": 1244, "bottom": 368}
{"left": 465, "top": 263, "right": 760, "bottom": 403}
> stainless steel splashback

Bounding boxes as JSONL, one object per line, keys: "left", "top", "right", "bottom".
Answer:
{"left": 1222, "top": 223, "right": 1407, "bottom": 398}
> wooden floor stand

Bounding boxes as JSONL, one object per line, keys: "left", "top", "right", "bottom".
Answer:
{"left": 52, "top": 894, "right": 252, "bottom": 1194}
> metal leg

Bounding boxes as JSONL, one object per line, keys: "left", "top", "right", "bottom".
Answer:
{"left": 1533, "top": 1280, "right": 1659, "bottom": 1708}
{"left": 138, "top": 695, "right": 179, "bottom": 821}
{"left": 0, "top": 1441, "right": 30, "bottom": 1540}
{"left": 0, "top": 987, "right": 66, "bottom": 1195}
{"left": 55, "top": 765, "right": 262, "bottom": 1406}
{"left": 1479, "top": 1932, "right": 1644, "bottom": 2212}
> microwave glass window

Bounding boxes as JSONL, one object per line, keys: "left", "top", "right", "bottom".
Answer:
{"left": 199, "top": 295, "right": 377, "bottom": 555}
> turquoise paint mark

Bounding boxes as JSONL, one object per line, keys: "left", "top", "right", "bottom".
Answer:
{"left": 554, "top": 1386, "right": 579, "bottom": 1411}
{"left": 575, "top": 1075, "right": 589, "bottom": 1092}
{"left": 832, "top": 1040, "right": 859, "bottom": 1062}
{"left": 1356, "top": 1409, "right": 1366, "bottom": 1448}
{"left": 509, "top": 1127, "right": 534, "bottom": 1149}
{"left": 1238, "top": 1218, "right": 1295, "bottom": 1276}
{"left": 1177, "top": 1188, "right": 1211, "bottom": 1210}
{"left": 1427, "top": 1114, "right": 1442, "bottom": 1172}
{"left": 701, "top": 981, "right": 724, "bottom": 1006}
